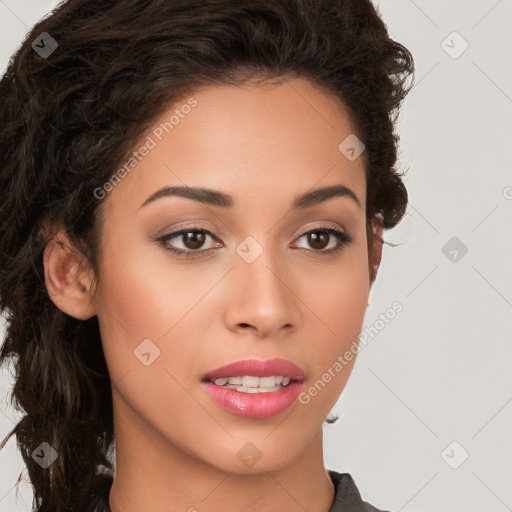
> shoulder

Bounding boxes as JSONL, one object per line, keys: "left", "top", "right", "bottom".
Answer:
{"left": 328, "top": 470, "right": 392, "bottom": 512}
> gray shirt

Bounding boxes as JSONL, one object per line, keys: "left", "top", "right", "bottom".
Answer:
{"left": 327, "top": 470, "right": 391, "bottom": 512}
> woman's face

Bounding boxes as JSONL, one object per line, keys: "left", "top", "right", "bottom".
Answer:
{"left": 93, "top": 77, "right": 372, "bottom": 473}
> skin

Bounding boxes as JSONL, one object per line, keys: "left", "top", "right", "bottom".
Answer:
{"left": 44, "top": 77, "right": 383, "bottom": 512}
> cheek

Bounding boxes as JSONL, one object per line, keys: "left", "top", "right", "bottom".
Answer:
{"left": 95, "top": 235, "right": 202, "bottom": 337}
{"left": 96, "top": 245, "right": 165, "bottom": 337}
{"left": 93, "top": 233, "right": 223, "bottom": 388}
{"left": 305, "top": 233, "right": 370, "bottom": 337}
{"left": 298, "top": 237, "right": 369, "bottom": 397}
{"left": 93, "top": 236, "right": 179, "bottom": 378}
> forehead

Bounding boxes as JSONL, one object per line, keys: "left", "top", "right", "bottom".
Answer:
{"left": 105, "top": 78, "right": 366, "bottom": 215}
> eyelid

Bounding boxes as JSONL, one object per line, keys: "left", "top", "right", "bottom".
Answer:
{"left": 292, "top": 223, "right": 353, "bottom": 251}
{"left": 294, "top": 221, "right": 346, "bottom": 238}
{"left": 155, "top": 222, "right": 221, "bottom": 239}
{"left": 155, "top": 222, "right": 352, "bottom": 257}
{"left": 158, "top": 224, "right": 221, "bottom": 245}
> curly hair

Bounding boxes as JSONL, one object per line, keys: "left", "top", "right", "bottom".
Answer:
{"left": 0, "top": 0, "right": 414, "bottom": 510}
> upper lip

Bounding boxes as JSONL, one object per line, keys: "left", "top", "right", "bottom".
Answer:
{"left": 202, "top": 358, "right": 306, "bottom": 382}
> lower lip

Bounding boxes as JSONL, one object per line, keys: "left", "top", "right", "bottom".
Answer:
{"left": 202, "top": 380, "right": 304, "bottom": 419}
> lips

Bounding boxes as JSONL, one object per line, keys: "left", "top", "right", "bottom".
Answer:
{"left": 201, "top": 357, "right": 307, "bottom": 419}
{"left": 202, "top": 357, "right": 306, "bottom": 382}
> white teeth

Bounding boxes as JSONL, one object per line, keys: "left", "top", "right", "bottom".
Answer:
{"left": 232, "top": 384, "right": 283, "bottom": 393}
{"left": 242, "top": 376, "right": 259, "bottom": 387}
{"left": 257, "top": 385, "right": 282, "bottom": 393}
{"left": 212, "top": 375, "right": 292, "bottom": 392}
{"left": 259, "top": 376, "right": 277, "bottom": 387}
{"left": 236, "top": 386, "right": 258, "bottom": 393}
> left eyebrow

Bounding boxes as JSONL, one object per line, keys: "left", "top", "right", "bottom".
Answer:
{"left": 139, "top": 184, "right": 361, "bottom": 210}
{"left": 292, "top": 184, "right": 361, "bottom": 209}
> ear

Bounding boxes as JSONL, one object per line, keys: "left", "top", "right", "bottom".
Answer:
{"left": 43, "top": 229, "right": 96, "bottom": 320}
{"left": 369, "top": 213, "right": 384, "bottom": 286}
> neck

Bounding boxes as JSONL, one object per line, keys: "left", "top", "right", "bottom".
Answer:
{"left": 108, "top": 391, "right": 335, "bottom": 512}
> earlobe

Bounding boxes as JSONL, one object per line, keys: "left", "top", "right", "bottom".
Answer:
{"left": 43, "top": 230, "right": 96, "bottom": 320}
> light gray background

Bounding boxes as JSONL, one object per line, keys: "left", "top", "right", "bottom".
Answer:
{"left": 1, "top": 1, "right": 511, "bottom": 511}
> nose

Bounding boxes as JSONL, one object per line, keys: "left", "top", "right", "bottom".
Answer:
{"left": 223, "top": 242, "right": 300, "bottom": 338}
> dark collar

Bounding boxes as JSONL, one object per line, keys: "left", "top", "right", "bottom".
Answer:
{"left": 327, "top": 470, "right": 390, "bottom": 512}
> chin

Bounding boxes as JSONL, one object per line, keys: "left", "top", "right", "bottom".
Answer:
{"left": 193, "top": 434, "right": 305, "bottom": 474}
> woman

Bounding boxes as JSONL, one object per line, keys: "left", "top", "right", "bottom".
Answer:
{"left": 0, "top": 0, "right": 414, "bottom": 511}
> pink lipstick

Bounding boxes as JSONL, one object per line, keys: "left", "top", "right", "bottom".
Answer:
{"left": 202, "top": 358, "right": 305, "bottom": 419}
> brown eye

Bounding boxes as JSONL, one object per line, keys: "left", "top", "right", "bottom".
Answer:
{"left": 157, "top": 227, "right": 222, "bottom": 257}
{"left": 181, "top": 231, "right": 207, "bottom": 250}
{"left": 306, "top": 231, "right": 330, "bottom": 251}
{"left": 294, "top": 225, "right": 353, "bottom": 254}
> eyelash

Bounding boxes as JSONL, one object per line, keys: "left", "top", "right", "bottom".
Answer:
{"left": 155, "top": 223, "right": 353, "bottom": 258}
